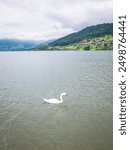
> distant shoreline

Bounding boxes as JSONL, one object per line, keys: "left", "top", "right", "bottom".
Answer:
{"left": 0, "top": 49, "right": 112, "bottom": 52}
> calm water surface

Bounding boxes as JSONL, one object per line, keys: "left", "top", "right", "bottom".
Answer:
{"left": 0, "top": 51, "right": 112, "bottom": 150}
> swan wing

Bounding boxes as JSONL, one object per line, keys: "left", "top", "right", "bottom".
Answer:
{"left": 42, "top": 98, "right": 49, "bottom": 103}
{"left": 43, "top": 98, "right": 61, "bottom": 104}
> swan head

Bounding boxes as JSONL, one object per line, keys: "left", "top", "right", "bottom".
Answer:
{"left": 61, "top": 92, "right": 67, "bottom": 96}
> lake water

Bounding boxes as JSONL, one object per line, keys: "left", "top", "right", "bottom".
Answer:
{"left": 0, "top": 51, "right": 113, "bottom": 150}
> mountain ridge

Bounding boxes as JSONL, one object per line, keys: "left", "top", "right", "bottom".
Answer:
{"left": 0, "top": 39, "right": 40, "bottom": 51}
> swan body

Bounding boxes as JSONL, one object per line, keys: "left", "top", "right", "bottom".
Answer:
{"left": 42, "top": 93, "right": 67, "bottom": 104}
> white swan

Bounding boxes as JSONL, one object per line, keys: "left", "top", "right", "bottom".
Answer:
{"left": 42, "top": 93, "right": 67, "bottom": 104}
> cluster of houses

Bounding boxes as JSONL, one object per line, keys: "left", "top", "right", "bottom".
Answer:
{"left": 89, "top": 41, "right": 113, "bottom": 48}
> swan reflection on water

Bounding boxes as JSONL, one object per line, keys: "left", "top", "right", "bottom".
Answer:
{"left": 42, "top": 93, "right": 67, "bottom": 104}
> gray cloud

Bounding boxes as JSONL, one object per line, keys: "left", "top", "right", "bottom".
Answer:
{"left": 0, "top": 0, "right": 113, "bottom": 40}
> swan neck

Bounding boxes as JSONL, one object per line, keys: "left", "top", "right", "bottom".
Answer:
{"left": 60, "top": 94, "right": 64, "bottom": 102}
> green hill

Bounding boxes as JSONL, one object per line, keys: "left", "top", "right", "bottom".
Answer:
{"left": 35, "top": 23, "right": 113, "bottom": 51}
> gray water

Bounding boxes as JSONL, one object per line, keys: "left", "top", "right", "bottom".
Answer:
{"left": 0, "top": 51, "right": 112, "bottom": 150}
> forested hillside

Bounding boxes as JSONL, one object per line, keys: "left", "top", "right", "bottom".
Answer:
{"left": 49, "top": 23, "right": 113, "bottom": 46}
{"left": 36, "top": 23, "right": 113, "bottom": 51}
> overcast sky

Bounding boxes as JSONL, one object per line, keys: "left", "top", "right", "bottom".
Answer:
{"left": 0, "top": 0, "right": 113, "bottom": 41}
